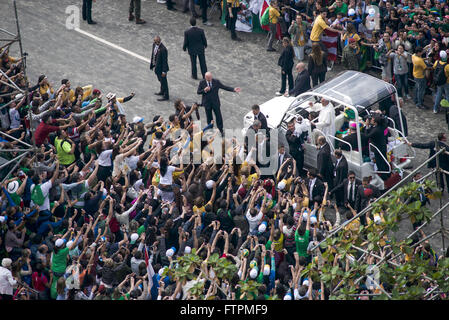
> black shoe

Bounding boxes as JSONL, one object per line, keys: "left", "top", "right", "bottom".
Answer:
{"left": 267, "top": 48, "right": 276, "bottom": 52}
{"left": 192, "top": 75, "right": 198, "bottom": 80}
{"left": 182, "top": 9, "right": 189, "bottom": 13}
{"left": 167, "top": 7, "right": 177, "bottom": 11}
{"left": 129, "top": 13, "right": 135, "bottom": 21}
{"left": 157, "top": 97, "right": 169, "bottom": 101}
{"left": 82, "top": 16, "right": 87, "bottom": 21}
{"left": 87, "top": 20, "right": 97, "bottom": 25}
{"left": 154, "top": 92, "right": 163, "bottom": 96}
{"left": 136, "top": 19, "right": 146, "bottom": 24}
{"left": 232, "top": 37, "right": 242, "bottom": 41}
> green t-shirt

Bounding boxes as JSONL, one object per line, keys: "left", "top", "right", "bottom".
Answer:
{"left": 295, "top": 229, "right": 310, "bottom": 257}
{"left": 137, "top": 225, "right": 145, "bottom": 236}
{"left": 334, "top": 3, "right": 348, "bottom": 15}
{"left": 51, "top": 247, "right": 70, "bottom": 273}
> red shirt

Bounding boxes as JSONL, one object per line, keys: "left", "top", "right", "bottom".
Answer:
{"left": 32, "top": 272, "right": 48, "bottom": 292}
{"left": 34, "top": 121, "right": 59, "bottom": 146}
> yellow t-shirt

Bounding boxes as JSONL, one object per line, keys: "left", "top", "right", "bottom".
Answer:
{"left": 433, "top": 60, "right": 449, "bottom": 84}
{"left": 310, "top": 15, "right": 329, "bottom": 42}
{"left": 412, "top": 55, "right": 426, "bottom": 79}
{"left": 269, "top": 7, "right": 280, "bottom": 24}
{"left": 39, "top": 84, "right": 54, "bottom": 96}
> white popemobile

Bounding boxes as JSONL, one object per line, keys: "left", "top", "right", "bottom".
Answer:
{"left": 243, "top": 71, "right": 415, "bottom": 190}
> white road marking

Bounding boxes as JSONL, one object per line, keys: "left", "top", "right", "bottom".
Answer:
{"left": 73, "top": 27, "right": 151, "bottom": 64}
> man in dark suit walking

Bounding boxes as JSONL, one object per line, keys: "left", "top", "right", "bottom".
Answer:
{"left": 150, "top": 36, "right": 170, "bottom": 101}
{"left": 183, "top": 17, "right": 208, "bottom": 80}
{"left": 272, "top": 144, "right": 291, "bottom": 177}
{"left": 197, "top": 72, "right": 241, "bottom": 135}
{"left": 329, "top": 170, "right": 358, "bottom": 209}
{"left": 317, "top": 135, "right": 334, "bottom": 190}
{"left": 331, "top": 149, "right": 348, "bottom": 207}
{"left": 286, "top": 62, "right": 311, "bottom": 97}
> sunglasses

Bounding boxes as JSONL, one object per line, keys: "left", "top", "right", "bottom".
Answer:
{"left": 349, "top": 176, "right": 355, "bottom": 180}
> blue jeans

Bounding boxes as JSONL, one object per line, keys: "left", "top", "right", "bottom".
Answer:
{"left": 414, "top": 77, "right": 426, "bottom": 107}
{"left": 394, "top": 73, "right": 408, "bottom": 97}
{"left": 433, "top": 83, "right": 449, "bottom": 112}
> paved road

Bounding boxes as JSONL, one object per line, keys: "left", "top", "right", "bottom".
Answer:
{"left": 1, "top": 0, "right": 448, "bottom": 253}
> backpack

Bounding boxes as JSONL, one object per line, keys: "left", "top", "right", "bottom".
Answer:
{"left": 261, "top": 7, "right": 270, "bottom": 26}
{"left": 434, "top": 62, "right": 447, "bottom": 86}
{"left": 31, "top": 184, "right": 45, "bottom": 206}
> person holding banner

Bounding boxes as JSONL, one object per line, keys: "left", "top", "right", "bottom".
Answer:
{"left": 310, "top": 8, "right": 343, "bottom": 48}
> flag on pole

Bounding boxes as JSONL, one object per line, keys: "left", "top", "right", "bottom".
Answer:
{"left": 321, "top": 29, "right": 339, "bottom": 62}
{"left": 258, "top": 0, "right": 270, "bottom": 31}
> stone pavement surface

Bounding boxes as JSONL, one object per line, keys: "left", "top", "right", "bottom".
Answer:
{"left": 1, "top": 0, "right": 448, "bottom": 252}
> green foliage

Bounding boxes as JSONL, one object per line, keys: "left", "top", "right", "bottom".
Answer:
{"left": 312, "top": 181, "right": 449, "bottom": 300}
{"left": 238, "top": 280, "right": 262, "bottom": 300}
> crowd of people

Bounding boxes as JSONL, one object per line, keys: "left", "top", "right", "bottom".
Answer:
{"left": 0, "top": 0, "right": 448, "bottom": 301}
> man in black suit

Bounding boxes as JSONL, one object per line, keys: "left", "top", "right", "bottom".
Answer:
{"left": 287, "top": 62, "right": 311, "bottom": 97}
{"left": 306, "top": 168, "right": 325, "bottom": 203}
{"left": 251, "top": 104, "right": 269, "bottom": 133}
{"left": 317, "top": 135, "right": 334, "bottom": 190}
{"left": 150, "top": 36, "right": 170, "bottom": 101}
{"left": 355, "top": 176, "right": 381, "bottom": 225}
{"left": 197, "top": 72, "right": 241, "bottom": 135}
{"left": 329, "top": 170, "right": 358, "bottom": 209}
{"left": 285, "top": 118, "right": 305, "bottom": 176}
{"left": 331, "top": 149, "right": 348, "bottom": 207}
{"left": 364, "top": 115, "right": 388, "bottom": 179}
{"left": 183, "top": 17, "right": 208, "bottom": 80}
{"left": 272, "top": 144, "right": 291, "bottom": 177}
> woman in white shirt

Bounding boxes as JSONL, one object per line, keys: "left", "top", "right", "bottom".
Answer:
{"left": 157, "top": 156, "right": 184, "bottom": 191}
{"left": 96, "top": 142, "right": 114, "bottom": 182}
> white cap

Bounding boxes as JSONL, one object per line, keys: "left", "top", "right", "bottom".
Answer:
{"left": 165, "top": 248, "right": 175, "bottom": 257}
{"left": 310, "top": 216, "right": 317, "bottom": 225}
{"left": 66, "top": 240, "right": 74, "bottom": 248}
{"left": 205, "top": 180, "right": 215, "bottom": 189}
{"left": 106, "top": 92, "right": 116, "bottom": 100}
{"left": 15, "top": 93, "right": 24, "bottom": 100}
{"left": 133, "top": 116, "right": 144, "bottom": 123}
{"left": 250, "top": 268, "right": 258, "bottom": 279}
{"left": 302, "top": 279, "right": 310, "bottom": 286}
{"left": 348, "top": 8, "right": 355, "bottom": 16}
{"left": 184, "top": 246, "right": 192, "bottom": 254}
{"left": 368, "top": 8, "right": 375, "bottom": 15}
{"left": 55, "top": 239, "right": 65, "bottom": 247}
{"left": 130, "top": 233, "right": 139, "bottom": 244}
{"left": 0, "top": 216, "right": 6, "bottom": 223}
{"left": 258, "top": 223, "right": 267, "bottom": 233}
{"left": 263, "top": 264, "right": 270, "bottom": 276}
{"left": 283, "top": 293, "right": 292, "bottom": 300}
{"left": 7, "top": 181, "right": 19, "bottom": 194}
{"left": 374, "top": 215, "right": 382, "bottom": 224}
{"left": 440, "top": 50, "right": 447, "bottom": 60}
{"left": 277, "top": 180, "right": 286, "bottom": 190}
{"left": 1, "top": 258, "right": 12, "bottom": 268}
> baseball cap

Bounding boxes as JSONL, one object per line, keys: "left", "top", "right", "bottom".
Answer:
{"left": 106, "top": 92, "right": 116, "bottom": 100}
{"left": 440, "top": 50, "right": 447, "bottom": 60}
{"left": 302, "top": 279, "right": 310, "bottom": 286}
{"left": 130, "top": 233, "right": 139, "bottom": 244}
{"left": 277, "top": 180, "right": 286, "bottom": 190}
{"left": 132, "top": 116, "right": 144, "bottom": 124}
{"left": 166, "top": 247, "right": 176, "bottom": 257}
{"left": 348, "top": 8, "right": 355, "bottom": 16}
{"left": 92, "top": 88, "right": 101, "bottom": 95}
{"left": 55, "top": 238, "right": 65, "bottom": 247}
{"left": 249, "top": 268, "right": 258, "bottom": 279}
